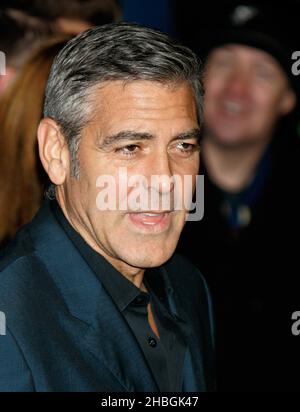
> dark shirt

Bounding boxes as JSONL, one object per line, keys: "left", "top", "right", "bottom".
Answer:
{"left": 50, "top": 200, "right": 187, "bottom": 392}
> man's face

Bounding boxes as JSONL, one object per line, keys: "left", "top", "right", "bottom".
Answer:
{"left": 60, "top": 80, "right": 200, "bottom": 273}
{"left": 203, "top": 44, "right": 295, "bottom": 147}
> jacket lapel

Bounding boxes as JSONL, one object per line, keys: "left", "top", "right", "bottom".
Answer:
{"left": 84, "top": 296, "right": 159, "bottom": 391}
{"left": 160, "top": 266, "right": 208, "bottom": 391}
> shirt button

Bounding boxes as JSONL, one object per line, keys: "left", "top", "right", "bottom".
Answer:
{"left": 148, "top": 336, "right": 157, "bottom": 348}
{"left": 133, "top": 293, "right": 150, "bottom": 306}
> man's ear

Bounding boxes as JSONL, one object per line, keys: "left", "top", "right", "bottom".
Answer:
{"left": 279, "top": 88, "right": 297, "bottom": 116}
{"left": 37, "top": 118, "right": 70, "bottom": 185}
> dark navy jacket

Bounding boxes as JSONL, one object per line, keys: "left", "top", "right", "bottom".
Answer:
{"left": 0, "top": 202, "right": 215, "bottom": 392}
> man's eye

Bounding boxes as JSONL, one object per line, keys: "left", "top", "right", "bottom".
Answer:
{"left": 210, "top": 57, "right": 233, "bottom": 70}
{"left": 176, "top": 142, "right": 199, "bottom": 154}
{"left": 116, "top": 144, "right": 139, "bottom": 156}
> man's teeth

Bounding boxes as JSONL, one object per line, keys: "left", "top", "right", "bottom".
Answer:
{"left": 224, "top": 101, "right": 243, "bottom": 113}
{"left": 142, "top": 213, "right": 164, "bottom": 216}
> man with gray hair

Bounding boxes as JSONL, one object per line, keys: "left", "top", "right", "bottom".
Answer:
{"left": 0, "top": 23, "right": 215, "bottom": 392}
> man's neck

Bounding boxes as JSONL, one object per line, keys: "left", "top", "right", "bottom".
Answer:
{"left": 56, "top": 191, "right": 145, "bottom": 289}
{"left": 202, "top": 136, "right": 270, "bottom": 193}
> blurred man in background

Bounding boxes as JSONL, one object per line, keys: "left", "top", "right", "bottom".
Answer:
{"left": 178, "top": 2, "right": 300, "bottom": 391}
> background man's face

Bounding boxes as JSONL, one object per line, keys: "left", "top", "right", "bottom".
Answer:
{"left": 62, "top": 80, "right": 199, "bottom": 273}
{"left": 203, "top": 44, "right": 294, "bottom": 147}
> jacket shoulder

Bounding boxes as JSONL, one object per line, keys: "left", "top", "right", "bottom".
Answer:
{"left": 1, "top": 222, "right": 33, "bottom": 256}
{"left": 0, "top": 226, "right": 35, "bottom": 282}
{"left": 0, "top": 222, "right": 61, "bottom": 321}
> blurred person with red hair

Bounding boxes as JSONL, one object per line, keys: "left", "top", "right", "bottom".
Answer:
{"left": 0, "top": 0, "right": 121, "bottom": 245}
{"left": 0, "top": 37, "right": 70, "bottom": 246}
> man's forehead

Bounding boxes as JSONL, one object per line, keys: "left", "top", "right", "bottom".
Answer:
{"left": 88, "top": 79, "right": 198, "bottom": 123}
{"left": 92, "top": 79, "right": 194, "bottom": 100}
{"left": 209, "top": 44, "right": 281, "bottom": 66}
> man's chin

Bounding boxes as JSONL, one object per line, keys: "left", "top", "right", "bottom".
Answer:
{"left": 123, "top": 247, "right": 176, "bottom": 269}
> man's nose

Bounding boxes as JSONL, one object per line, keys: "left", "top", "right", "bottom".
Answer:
{"left": 224, "top": 69, "right": 250, "bottom": 97}
{"left": 146, "top": 151, "right": 175, "bottom": 195}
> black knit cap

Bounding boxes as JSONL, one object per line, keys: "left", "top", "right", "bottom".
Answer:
{"left": 202, "top": 1, "right": 300, "bottom": 93}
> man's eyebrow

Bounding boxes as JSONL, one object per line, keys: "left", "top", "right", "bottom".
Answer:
{"left": 97, "top": 130, "right": 154, "bottom": 149}
{"left": 173, "top": 128, "right": 202, "bottom": 142}
{"left": 97, "top": 128, "right": 202, "bottom": 150}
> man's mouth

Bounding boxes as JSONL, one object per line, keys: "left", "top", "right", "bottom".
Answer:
{"left": 221, "top": 100, "right": 248, "bottom": 116}
{"left": 127, "top": 211, "right": 174, "bottom": 231}
{"left": 225, "top": 101, "right": 242, "bottom": 114}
